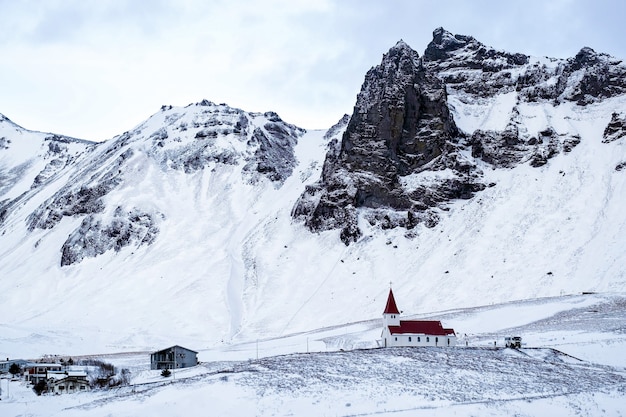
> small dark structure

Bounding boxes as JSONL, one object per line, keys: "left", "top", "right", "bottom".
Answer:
{"left": 150, "top": 345, "right": 198, "bottom": 370}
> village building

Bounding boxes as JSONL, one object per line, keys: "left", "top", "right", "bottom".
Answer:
{"left": 0, "top": 358, "right": 28, "bottom": 374}
{"left": 47, "top": 370, "right": 90, "bottom": 394}
{"left": 150, "top": 345, "right": 198, "bottom": 370}
{"left": 23, "top": 363, "right": 63, "bottom": 384}
{"left": 381, "top": 288, "right": 457, "bottom": 347}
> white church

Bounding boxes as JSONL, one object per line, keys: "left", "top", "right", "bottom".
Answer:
{"left": 381, "top": 288, "right": 457, "bottom": 347}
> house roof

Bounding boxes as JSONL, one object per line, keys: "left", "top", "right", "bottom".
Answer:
{"left": 388, "top": 320, "right": 455, "bottom": 336}
{"left": 24, "top": 362, "right": 62, "bottom": 368}
{"left": 152, "top": 345, "right": 198, "bottom": 355}
{"left": 48, "top": 376, "right": 90, "bottom": 386}
{"left": 48, "top": 370, "right": 87, "bottom": 379}
{"left": 0, "top": 359, "right": 28, "bottom": 365}
{"left": 383, "top": 289, "right": 400, "bottom": 314}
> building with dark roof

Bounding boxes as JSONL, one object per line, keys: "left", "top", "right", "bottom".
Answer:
{"left": 150, "top": 345, "right": 198, "bottom": 370}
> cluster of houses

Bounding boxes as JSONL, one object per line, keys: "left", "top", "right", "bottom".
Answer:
{"left": 0, "top": 346, "right": 200, "bottom": 396}
{"left": 0, "top": 360, "right": 90, "bottom": 394}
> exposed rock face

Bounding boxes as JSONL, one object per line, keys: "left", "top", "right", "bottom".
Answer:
{"left": 424, "top": 27, "right": 626, "bottom": 105}
{"left": 421, "top": 28, "right": 622, "bottom": 167}
{"left": 146, "top": 102, "right": 304, "bottom": 185}
{"left": 603, "top": 112, "right": 626, "bottom": 143}
{"left": 24, "top": 101, "right": 304, "bottom": 265}
{"left": 294, "top": 28, "right": 626, "bottom": 243}
{"left": 424, "top": 27, "right": 529, "bottom": 98}
{"left": 561, "top": 48, "right": 626, "bottom": 104}
{"left": 27, "top": 149, "right": 130, "bottom": 231}
{"left": 293, "top": 41, "right": 484, "bottom": 244}
{"left": 243, "top": 112, "right": 301, "bottom": 184}
{"left": 60, "top": 207, "right": 163, "bottom": 266}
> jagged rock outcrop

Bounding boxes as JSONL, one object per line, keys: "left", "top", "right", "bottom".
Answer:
{"left": 294, "top": 28, "right": 626, "bottom": 243}
{"left": 60, "top": 207, "right": 163, "bottom": 266}
{"left": 422, "top": 27, "right": 621, "bottom": 168}
{"left": 293, "top": 41, "right": 484, "bottom": 244}
{"left": 0, "top": 115, "right": 95, "bottom": 228}
{"left": 27, "top": 148, "right": 130, "bottom": 231}
{"left": 560, "top": 48, "right": 626, "bottom": 105}
{"left": 24, "top": 101, "right": 304, "bottom": 265}
{"left": 242, "top": 112, "right": 302, "bottom": 184}
{"left": 423, "top": 27, "right": 529, "bottom": 98}
{"left": 468, "top": 115, "right": 581, "bottom": 169}
{"left": 424, "top": 27, "right": 626, "bottom": 105}
{"left": 603, "top": 112, "right": 626, "bottom": 143}
{"left": 145, "top": 102, "right": 304, "bottom": 185}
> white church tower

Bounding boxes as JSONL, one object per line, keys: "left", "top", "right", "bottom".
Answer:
{"left": 382, "top": 288, "right": 401, "bottom": 327}
{"left": 381, "top": 288, "right": 401, "bottom": 346}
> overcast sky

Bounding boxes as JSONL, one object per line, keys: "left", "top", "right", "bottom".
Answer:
{"left": 1, "top": 0, "right": 624, "bottom": 141}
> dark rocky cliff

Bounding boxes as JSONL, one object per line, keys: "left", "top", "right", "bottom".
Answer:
{"left": 293, "top": 28, "right": 626, "bottom": 244}
{"left": 293, "top": 40, "right": 484, "bottom": 244}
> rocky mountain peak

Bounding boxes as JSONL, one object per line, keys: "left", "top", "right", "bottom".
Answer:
{"left": 424, "top": 27, "right": 529, "bottom": 70}
{"left": 388, "top": 39, "right": 417, "bottom": 57}
{"left": 572, "top": 47, "right": 601, "bottom": 68}
{"left": 424, "top": 27, "right": 475, "bottom": 61}
{"left": 294, "top": 28, "right": 626, "bottom": 244}
{"left": 293, "top": 40, "right": 483, "bottom": 244}
{"left": 559, "top": 46, "right": 626, "bottom": 104}
{"left": 16, "top": 99, "right": 304, "bottom": 266}
{"left": 0, "top": 113, "right": 26, "bottom": 132}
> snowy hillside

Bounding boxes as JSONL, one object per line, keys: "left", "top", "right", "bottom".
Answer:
{"left": 0, "top": 27, "right": 625, "bottom": 367}
{"left": 2, "top": 294, "right": 625, "bottom": 416}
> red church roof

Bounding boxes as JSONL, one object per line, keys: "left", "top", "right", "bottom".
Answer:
{"left": 388, "top": 320, "right": 455, "bottom": 336}
{"left": 383, "top": 289, "right": 400, "bottom": 314}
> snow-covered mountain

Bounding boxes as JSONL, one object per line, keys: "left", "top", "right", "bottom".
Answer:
{"left": 1, "top": 28, "right": 625, "bottom": 359}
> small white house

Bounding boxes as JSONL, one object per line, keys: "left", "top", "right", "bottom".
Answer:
{"left": 23, "top": 363, "right": 63, "bottom": 384}
{"left": 47, "top": 371, "right": 90, "bottom": 394}
{"left": 381, "top": 288, "right": 456, "bottom": 347}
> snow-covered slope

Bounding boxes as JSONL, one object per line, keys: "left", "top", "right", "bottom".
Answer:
{"left": 0, "top": 114, "right": 94, "bottom": 219}
{"left": 0, "top": 28, "right": 625, "bottom": 362}
{"left": 2, "top": 294, "right": 626, "bottom": 416}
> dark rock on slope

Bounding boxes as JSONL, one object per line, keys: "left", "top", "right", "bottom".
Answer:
{"left": 603, "top": 112, "right": 626, "bottom": 143}
{"left": 293, "top": 41, "right": 484, "bottom": 244}
{"left": 24, "top": 101, "right": 304, "bottom": 265}
{"left": 61, "top": 207, "right": 163, "bottom": 266}
{"left": 294, "top": 28, "right": 626, "bottom": 244}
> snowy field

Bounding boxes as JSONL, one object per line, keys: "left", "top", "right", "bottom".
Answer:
{"left": 2, "top": 293, "right": 625, "bottom": 416}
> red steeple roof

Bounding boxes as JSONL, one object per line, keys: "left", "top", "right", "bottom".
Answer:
{"left": 383, "top": 288, "right": 400, "bottom": 314}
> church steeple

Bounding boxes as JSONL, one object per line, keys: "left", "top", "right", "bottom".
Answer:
{"left": 383, "top": 288, "right": 400, "bottom": 314}
{"left": 382, "top": 288, "right": 401, "bottom": 327}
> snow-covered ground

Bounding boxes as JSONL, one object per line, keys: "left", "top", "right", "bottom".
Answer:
{"left": 1, "top": 293, "right": 625, "bottom": 416}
